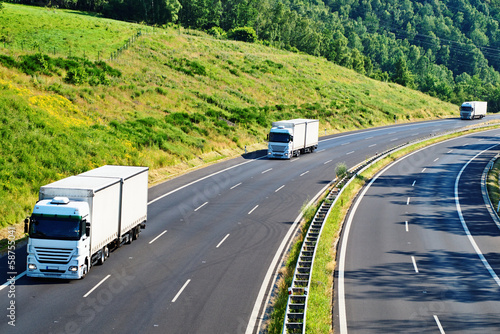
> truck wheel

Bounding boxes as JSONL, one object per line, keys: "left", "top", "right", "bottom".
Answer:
{"left": 81, "top": 262, "right": 88, "bottom": 279}
{"left": 98, "top": 250, "right": 105, "bottom": 265}
{"left": 98, "top": 246, "right": 108, "bottom": 265}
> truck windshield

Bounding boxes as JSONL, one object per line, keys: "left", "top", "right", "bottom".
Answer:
{"left": 461, "top": 106, "right": 472, "bottom": 112}
{"left": 269, "top": 132, "right": 291, "bottom": 143}
{"left": 30, "top": 215, "right": 82, "bottom": 241}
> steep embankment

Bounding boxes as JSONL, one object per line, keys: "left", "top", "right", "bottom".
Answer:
{"left": 0, "top": 3, "right": 457, "bottom": 231}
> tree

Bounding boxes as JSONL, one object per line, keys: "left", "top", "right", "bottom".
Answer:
{"left": 393, "top": 56, "right": 414, "bottom": 88}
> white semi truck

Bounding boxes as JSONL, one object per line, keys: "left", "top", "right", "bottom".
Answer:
{"left": 24, "top": 165, "right": 148, "bottom": 279}
{"left": 267, "top": 119, "right": 319, "bottom": 159}
{"left": 460, "top": 101, "right": 487, "bottom": 119}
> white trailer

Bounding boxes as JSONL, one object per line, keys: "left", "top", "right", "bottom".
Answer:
{"left": 25, "top": 165, "right": 148, "bottom": 279}
{"left": 460, "top": 101, "right": 487, "bottom": 119}
{"left": 79, "top": 165, "right": 148, "bottom": 240}
{"left": 267, "top": 119, "right": 319, "bottom": 159}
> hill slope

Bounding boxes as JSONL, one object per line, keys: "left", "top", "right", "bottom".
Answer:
{"left": 0, "top": 3, "right": 457, "bottom": 228}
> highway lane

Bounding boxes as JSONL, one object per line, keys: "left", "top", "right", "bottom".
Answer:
{"left": 335, "top": 128, "right": 500, "bottom": 333}
{"left": 1, "top": 116, "right": 499, "bottom": 334}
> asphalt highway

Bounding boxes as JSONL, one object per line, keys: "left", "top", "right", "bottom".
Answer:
{"left": 1, "top": 116, "right": 499, "bottom": 334}
{"left": 335, "top": 127, "right": 500, "bottom": 333}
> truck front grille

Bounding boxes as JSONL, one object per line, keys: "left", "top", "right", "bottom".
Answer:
{"left": 271, "top": 145, "right": 286, "bottom": 153}
{"left": 35, "top": 247, "right": 73, "bottom": 264}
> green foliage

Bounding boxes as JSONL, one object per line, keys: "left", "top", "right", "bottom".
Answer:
{"left": 165, "top": 57, "right": 207, "bottom": 76}
{"left": 207, "top": 26, "right": 226, "bottom": 38}
{"left": 335, "top": 162, "right": 348, "bottom": 179}
{"left": 228, "top": 27, "right": 257, "bottom": 43}
{"left": 2, "top": 52, "right": 121, "bottom": 85}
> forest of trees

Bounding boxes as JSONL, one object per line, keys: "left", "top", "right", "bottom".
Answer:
{"left": 8, "top": 0, "right": 500, "bottom": 111}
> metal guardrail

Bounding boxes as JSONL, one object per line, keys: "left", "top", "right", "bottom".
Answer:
{"left": 281, "top": 121, "right": 498, "bottom": 334}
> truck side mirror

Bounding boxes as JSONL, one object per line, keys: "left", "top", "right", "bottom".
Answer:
{"left": 290, "top": 135, "right": 293, "bottom": 142}
{"left": 24, "top": 217, "right": 30, "bottom": 234}
{"left": 85, "top": 221, "right": 91, "bottom": 237}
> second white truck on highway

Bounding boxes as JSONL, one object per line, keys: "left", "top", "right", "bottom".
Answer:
{"left": 24, "top": 165, "right": 148, "bottom": 279}
{"left": 267, "top": 119, "right": 319, "bottom": 159}
{"left": 460, "top": 101, "right": 487, "bottom": 119}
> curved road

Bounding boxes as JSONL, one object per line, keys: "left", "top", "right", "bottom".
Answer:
{"left": 336, "top": 128, "right": 500, "bottom": 333}
{"left": 0, "top": 116, "right": 498, "bottom": 334}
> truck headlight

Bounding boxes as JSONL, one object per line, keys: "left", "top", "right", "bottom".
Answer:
{"left": 69, "top": 266, "right": 78, "bottom": 272}
{"left": 28, "top": 264, "right": 37, "bottom": 270}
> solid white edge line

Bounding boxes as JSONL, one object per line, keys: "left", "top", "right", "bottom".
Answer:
{"left": 0, "top": 271, "right": 26, "bottom": 291}
{"left": 434, "top": 315, "right": 446, "bottom": 334}
{"left": 248, "top": 205, "right": 259, "bottom": 215}
{"left": 216, "top": 234, "right": 230, "bottom": 248}
{"left": 83, "top": 274, "right": 111, "bottom": 298}
{"left": 149, "top": 230, "right": 167, "bottom": 244}
{"left": 411, "top": 256, "right": 419, "bottom": 273}
{"left": 194, "top": 201, "right": 208, "bottom": 212}
{"left": 172, "top": 279, "right": 191, "bottom": 303}
{"left": 454, "top": 144, "right": 500, "bottom": 287}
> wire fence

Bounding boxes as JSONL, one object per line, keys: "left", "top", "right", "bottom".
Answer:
{"left": 0, "top": 30, "right": 145, "bottom": 62}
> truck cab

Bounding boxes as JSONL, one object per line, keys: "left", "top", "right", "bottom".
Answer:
{"left": 25, "top": 197, "right": 91, "bottom": 279}
{"left": 268, "top": 126, "right": 294, "bottom": 159}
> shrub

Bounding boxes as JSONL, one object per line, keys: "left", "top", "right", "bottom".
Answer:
{"left": 207, "top": 26, "right": 226, "bottom": 38}
{"left": 335, "top": 162, "right": 348, "bottom": 178}
{"left": 0, "top": 55, "right": 17, "bottom": 69}
{"left": 65, "top": 66, "right": 88, "bottom": 85}
{"left": 228, "top": 27, "right": 257, "bottom": 43}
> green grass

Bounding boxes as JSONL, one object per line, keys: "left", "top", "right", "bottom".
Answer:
{"left": 487, "top": 158, "right": 500, "bottom": 212}
{"left": 0, "top": 3, "right": 459, "bottom": 229}
{"left": 0, "top": 3, "right": 152, "bottom": 60}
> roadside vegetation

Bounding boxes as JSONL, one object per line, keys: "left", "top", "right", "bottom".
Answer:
{"left": 487, "top": 157, "right": 500, "bottom": 212}
{"left": 0, "top": 3, "right": 458, "bottom": 230}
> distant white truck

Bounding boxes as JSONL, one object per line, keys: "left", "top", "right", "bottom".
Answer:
{"left": 267, "top": 119, "right": 319, "bottom": 159}
{"left": 460, "top": 101, "right": 487, "bottom": 120}
{"left": 24, "top": 165, "right": 148, "bottom": 279}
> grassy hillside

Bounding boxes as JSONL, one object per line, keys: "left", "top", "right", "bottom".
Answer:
{"left": 0, "top": 3, "right": 457, "bottom": 229}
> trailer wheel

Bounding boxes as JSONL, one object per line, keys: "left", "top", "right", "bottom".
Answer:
{"left": 133, "top": 226, "right": 140, "bottom": 240}
{"left": 126, "top": 230, "right": 133, "bottom": 244}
